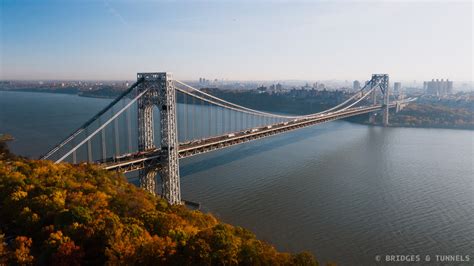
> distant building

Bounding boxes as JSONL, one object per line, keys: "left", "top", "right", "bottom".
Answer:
{"left": 256, "top": 85, "right": 267, "bottom": 93}
{"left": 267, "top": 83, "right": 284, "bottom": 94}
{"left": 423, "top": 79, "right": 453, "bottom": 96}
{"left": 302, "top": 83, "right": 312, "bottom": 90}
{"left": 394, "top": 82, "right": 401, "bottom": 93}
{"left": 276, "top": 83, "right": 283, "bottom": 91}
{"left": 353, "top": 80, "right": 361, "bottom": 91}
{"left": 199, "top": 78, "right": 211, "bottom": 85}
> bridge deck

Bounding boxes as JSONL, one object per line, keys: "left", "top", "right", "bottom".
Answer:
{"left": 100, "top": 104, "right": 392, "bottom": 172}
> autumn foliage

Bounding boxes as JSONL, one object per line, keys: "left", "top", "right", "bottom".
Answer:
{"left": 0, "top": 148, "right": 318, "bottom": 265}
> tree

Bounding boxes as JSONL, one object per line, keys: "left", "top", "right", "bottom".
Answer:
{"left": 12, "top": 236, "right": 34, "bottom": 265}
{"left": 0, "top": 154, "right": 320, "bottom": 265}
{"left": 0, "top": 233, "right": 8, "bottom": 265}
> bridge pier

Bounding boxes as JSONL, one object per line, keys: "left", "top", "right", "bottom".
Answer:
{"left": 137, "top": 72, "right": 181, "bottom": 204}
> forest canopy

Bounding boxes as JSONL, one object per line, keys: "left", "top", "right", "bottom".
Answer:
{"left": 0, "top": 147, "right": 319, "bottom": 265}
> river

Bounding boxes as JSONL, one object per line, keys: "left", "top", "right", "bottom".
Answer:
{"left": 1, "top": 91, "right": 472, "bottom": 265}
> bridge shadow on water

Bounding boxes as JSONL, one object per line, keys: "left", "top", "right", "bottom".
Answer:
{"left": 180, "top": 122, "right": 351, "bottom": 178}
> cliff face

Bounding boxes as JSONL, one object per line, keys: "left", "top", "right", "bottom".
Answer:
{"left": 0, "top": 151, "right": 318, "bottom": 265}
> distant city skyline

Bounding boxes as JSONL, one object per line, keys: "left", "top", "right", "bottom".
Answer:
{"left": 1, "top": 0, "right": 472, "bottom": 81}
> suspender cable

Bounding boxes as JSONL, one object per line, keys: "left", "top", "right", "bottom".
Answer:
{"left": 184, "top": 92, "right": 188, "bottom": 141}
{"left": 192, "top": 94, "right": 196, "bottom": 140}
{"left": 113, "top": 106, "right": 120, "bottom": 156}
{"left": 86, "top": 127, "right": 92, "bottom": 162}
{"left": 126, "top": 104, "right": 132, "bottom": 153}
{"left": 72, "top": 139, "right": 77, "bottom": 164}
{"left": 248, "top": 113, "right": 250, "bottom": 129}
{"left": 114, "top": 119, "right": 120, "bottom": 156}
{"left": 227, "top": 109, "right": 230, "bottom": 133}
{"left": 174, "top": 79, "right": 375, "bottom": 119}
{"left": 221, "top": 107, "right": 225, "bottom": 135}
{"left": 178, "top": 93, "right": 183, "bottom": 141}
{"left": 223, "top": 109, "right": 226, "bottom": 133}
{"left": 208, "top": 101, "right": 211, "bottom": 137}
{"left": 41, "top": 78, "right": 143, "bottom": 160}
{"left": 55, "top": 88, "right": 149, "bottom": 163}
{"left": 234, "top": 110, "right": 237, "bottom": 132}
{"left": 227, "top": 109, "right": 230, "bottom": 132}
{"left": 100, "top": 117, "right": 106, "bottom": 160}
{"left": 338, "top": 87, "right": 377, "bottom": 111}
{"left": 201, "top": 98, "right": 204, "bottom": 138}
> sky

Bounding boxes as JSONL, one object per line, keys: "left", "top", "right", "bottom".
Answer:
{"left": 0, "top": 0, "right": 472, "bottom": 82}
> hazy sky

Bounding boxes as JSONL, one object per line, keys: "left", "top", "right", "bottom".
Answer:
{"left": 0, "top": 0, "right": 472, "bottom": 81}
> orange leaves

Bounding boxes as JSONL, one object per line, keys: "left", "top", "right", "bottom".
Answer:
{"left": 10, "top": 189, "right": 28, "bottom": 201}
{"left": 5, "top": 171, "right": 26, "bottom": 186}
{"left": 52, "top": 240, "right": 84, "bottom": 266}
{"left": 0, "top": 156, "right": 319, "bottom": 265}
{"left": 12, "top": 236, "right": 34, "bottom": 265}
{"left": 136, "top": 235, "right": 177, "bottom": 264}
{"left": 47, "top": 231, "right": 70, "bottom": 246}
{"left": 109, "top": 185, "right": 157, "bottom": 218}
{"left": 46, "top": 231, "right": 84, "bottom": 266}
{"left": 0, "top": 235, "right": 35, "bottom": 265}
{"left": 31, "top": 165, "right": 53, "bottom": 179}
{"left": 0, "top": 233, "right": 7, "bottom": 265}
{"left": 51, "top": 190, "right": 67, "bottom": 209}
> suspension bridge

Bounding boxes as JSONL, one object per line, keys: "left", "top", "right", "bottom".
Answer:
{"left": 41, "top": 72, "right": 415, "bottom": 205}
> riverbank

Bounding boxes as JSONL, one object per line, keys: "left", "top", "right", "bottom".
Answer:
{"left": 386, "top": 103, "right": 474, "bottom": 130}
{"left": 0, "top": 87, "right": 79, "bottom": 95}
{"left": 2, "top": 88, "right": 472, "bottom": 130}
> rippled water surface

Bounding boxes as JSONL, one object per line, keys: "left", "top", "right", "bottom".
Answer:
{"left": 1, "top": 91, "right": 473, "bottom": 265}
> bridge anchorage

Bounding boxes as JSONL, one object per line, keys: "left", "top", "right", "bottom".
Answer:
{"left": 41, "top": 72, "right": 415, "bottom": 205}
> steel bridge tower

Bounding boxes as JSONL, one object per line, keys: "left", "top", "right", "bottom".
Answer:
{"left": 369, "top": 74, "right": 390, "bottom": 126}
{"left": 137, "top": 72, "right": 181, "bottom": 204}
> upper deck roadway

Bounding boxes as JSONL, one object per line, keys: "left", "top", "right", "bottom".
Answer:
{"left": 99, "top": 102, "right": 401, "bottom": 173}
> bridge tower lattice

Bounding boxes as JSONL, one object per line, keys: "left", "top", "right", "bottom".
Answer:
{"left": 137, "top": 72, "right": 181, "bottom": 204}
{"left": 369, "top": 74, "right": 390, "bottom": 126}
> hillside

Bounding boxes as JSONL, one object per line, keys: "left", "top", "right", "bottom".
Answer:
{"left": 0, "top": 146, "right": 319, "bottom": 265}
{"left": 388, "top": 103, "right": 474, "bottom": 130}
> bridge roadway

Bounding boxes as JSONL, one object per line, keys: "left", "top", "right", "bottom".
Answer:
{"left": 99, "top": 103, "right": 397, "bottom": 173}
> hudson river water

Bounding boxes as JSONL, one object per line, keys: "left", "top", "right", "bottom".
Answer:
{"left": 1, "top": 91, "right": 473, "bottom": 265}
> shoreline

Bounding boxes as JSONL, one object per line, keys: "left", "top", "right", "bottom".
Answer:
{"left": 2, "top": 88, "right": 472, "bottom": 131}
{"left": 358, "top": 121, "right": 474, "bottom": 131}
